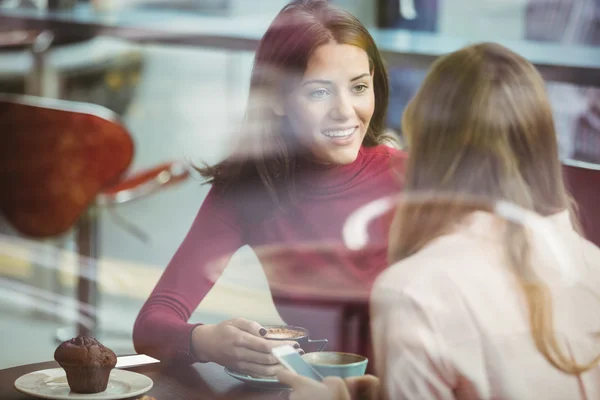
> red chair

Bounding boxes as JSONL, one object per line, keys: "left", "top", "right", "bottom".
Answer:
{"left": 562, "top": 159, "right": 600, "bottom": 247}
{"left": 0, "top": 93, "right": 189, "bottom": 340}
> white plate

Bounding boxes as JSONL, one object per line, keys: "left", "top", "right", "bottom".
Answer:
{"left": 14, "top": 368, "right": 153, "bottom": 400}
{"left": 224, "top": 368, "right": 290, "bottom": 390}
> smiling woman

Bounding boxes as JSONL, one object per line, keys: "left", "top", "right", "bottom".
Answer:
{"left": 197, "top": 0, "right": 395, "bottom": 205}
{"left": 133, "top": 0, "right": 407, "bottom": 379}
{"left": 285, "top": 43, "right": 375, "bottom": 165}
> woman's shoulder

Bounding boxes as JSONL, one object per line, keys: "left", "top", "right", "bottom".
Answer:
{"left": 375, "top": 239, "right": 454, "bottom": 295}
{"left": 374, "top": 232, "right": 494, "bottom": 301}
{"left": 361, "top": 144, "right": 407, "bottom": 160}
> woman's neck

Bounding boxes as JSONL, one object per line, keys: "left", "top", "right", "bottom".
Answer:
{"left": 294, "top": 147, "right": 367, "bottom": 193}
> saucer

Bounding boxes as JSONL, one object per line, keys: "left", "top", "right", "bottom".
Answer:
{"left": 224, "top": 368, "right": 290, "bottom": 390}
{"left": 14, "top": 368, "right": 153, "bottom": 399}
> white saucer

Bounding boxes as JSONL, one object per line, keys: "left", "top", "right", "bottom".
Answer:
{"left": 14, "top": 368, "right": 153, "bottom": 400}
{"left": 224, "top": 368, "right": 290, "bottom": 390}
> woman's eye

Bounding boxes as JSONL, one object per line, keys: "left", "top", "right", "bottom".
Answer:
{"left": 310, "top": 89, "right": 330, "bottom": 99}
{"left": 353, "top": 84, "right": 368, "bottom": 93}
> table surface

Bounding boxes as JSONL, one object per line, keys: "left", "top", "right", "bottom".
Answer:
{"left": 0, "top": 360, "right": 287, "bottom": 400}
{"left": 1, "top": 4, "right": 600, "bottom": 86}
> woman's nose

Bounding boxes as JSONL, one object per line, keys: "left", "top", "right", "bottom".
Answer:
{"left": 329, "top": 93, "right": 354, "bottom": 120}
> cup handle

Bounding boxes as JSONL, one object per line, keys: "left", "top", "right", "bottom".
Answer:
{"left": 307, "top": 338, "right": 328, "bottom": 352}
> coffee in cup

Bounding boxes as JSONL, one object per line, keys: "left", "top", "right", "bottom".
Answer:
{"left": 262, "top": 325, "right": 328, "bottom": 352}
{"left": 264, "top": 326, "right": 305, "bottom": 339}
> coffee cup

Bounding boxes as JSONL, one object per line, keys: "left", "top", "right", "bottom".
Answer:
{"left": 301, "top": 352, "right": 368, "bottom": 378}
{"left": 263, "top": 325, "right": 328, "bottom": 352}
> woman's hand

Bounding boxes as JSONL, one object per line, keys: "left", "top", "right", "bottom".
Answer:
{"left": 191, "top": 318, "right": 301, "bottom": 377}
{"left": 278, "top": 370, "right": 381, "bottom": 400}
{"left": 278, "top": 370, "right": 347, "bottom": 400}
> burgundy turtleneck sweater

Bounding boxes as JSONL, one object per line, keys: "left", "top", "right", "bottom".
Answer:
{"left": 133, "top": 145, "right": 406, "bottom": 363}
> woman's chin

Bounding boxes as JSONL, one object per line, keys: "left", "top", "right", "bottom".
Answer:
{"left": 319, "top": 147, "right": 361, "bottom": 166}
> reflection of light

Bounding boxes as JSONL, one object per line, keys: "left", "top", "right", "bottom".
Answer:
{"left": 157, "top": 170, "right": 171, "bottom": 184}
{"left": 343, "top": 194, "right": 579, "bottom": 284}
{"left": 0, "top": 277, "right": 96, "bottom": 329}
{"left": 0, "top": 233, "right": 140, "bottom": 291}
{"left": 343, "top": 195, "right": 401, "bottom": 251}
{"left": 494, "top": 201, "right": 578, "bottom": 285}
{"left": 399, "top": 0, "right": 417, "bottom": 20}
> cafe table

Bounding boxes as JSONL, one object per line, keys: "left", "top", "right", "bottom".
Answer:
{"left": 0, "top": 358, "right": 289, "bottom": 400}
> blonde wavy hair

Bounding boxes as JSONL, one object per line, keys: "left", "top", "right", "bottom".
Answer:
{"left": 390, "top": 42, "right": 599, "bottom": 374}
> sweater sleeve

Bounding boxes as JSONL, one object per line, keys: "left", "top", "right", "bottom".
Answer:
{"left": 133, "top": 186, "right": 245, "bottom": 364}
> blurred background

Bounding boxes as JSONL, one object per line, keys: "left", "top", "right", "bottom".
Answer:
{"left": 0, "top": 0, "right": 598, "bottom": 369}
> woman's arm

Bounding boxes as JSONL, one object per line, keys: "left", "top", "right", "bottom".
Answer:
{"left": 132, "top": 187, "right": 245, "bottom": 364}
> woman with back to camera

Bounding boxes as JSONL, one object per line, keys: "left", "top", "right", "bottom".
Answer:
{"left": 133, "top": 0, "right": 406, "bottom": 377}
{"left": 280, "top": 42, "right": 600, "bottom": 399}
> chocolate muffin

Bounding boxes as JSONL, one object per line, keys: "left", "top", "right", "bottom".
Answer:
{"left": 54, "top": 336, "right": 117, "bottom": 393}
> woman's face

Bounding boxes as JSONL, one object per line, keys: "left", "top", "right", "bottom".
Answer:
{"left": 284, "top": 42, "right": 375, "bottom": 165}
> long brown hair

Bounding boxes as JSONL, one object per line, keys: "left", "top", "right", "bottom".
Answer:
{"left": 198, "top": 0, "right": 391, "bottom": 205}
{"left": 390, "top": 42, "right": 599, "bottom": 374}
